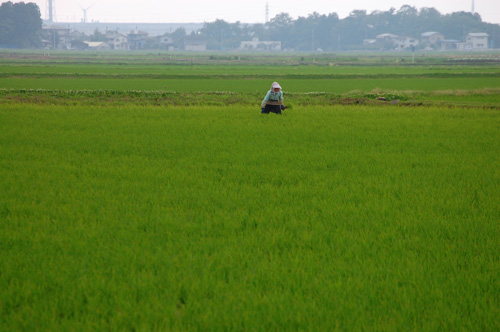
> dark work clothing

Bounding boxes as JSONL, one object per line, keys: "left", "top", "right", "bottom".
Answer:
{"left": 261, "top": 104, "right": 282, "bottom": 114}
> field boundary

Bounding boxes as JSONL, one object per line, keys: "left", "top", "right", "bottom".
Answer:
{"left": 2, "top": 88, "right": 500, "bottom": 109}
{"left": 2, "top": 72, "right": 500, "bottom": 80}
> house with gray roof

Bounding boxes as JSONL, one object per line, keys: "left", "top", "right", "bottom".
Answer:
{"left": 466, "top": 33, "right": 489, "bottom": 49}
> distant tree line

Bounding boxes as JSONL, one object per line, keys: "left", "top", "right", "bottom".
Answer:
{"left": 0, "top": 1, "right": 42, "bottom": 48}
{"left": 1, "top": 2, "right": 499, "bottom": 51}
{"left": 198, "top": 6, "right": 500, "bottom": 51}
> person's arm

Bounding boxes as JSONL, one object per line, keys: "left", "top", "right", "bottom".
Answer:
{"left": 261, "top": 91, "right": 271, "bottom": 108}
{"left": 279, "top": 91, "right": 286, "bottom": 110}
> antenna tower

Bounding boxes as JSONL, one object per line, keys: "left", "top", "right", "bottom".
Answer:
{"left": 471, "top": 0, "right": 475, "bottom": 14}
{"left": 46, "top": 0, "right": 56, "bottom": 22}
{"left": 265, "top": 2, "right": 269, "bottom": 23}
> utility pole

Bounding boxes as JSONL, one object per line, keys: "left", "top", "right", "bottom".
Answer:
{"left": 312, "top": 30, "right": 315, "bottom": 62}
{"left": 265, "top": 2, "right": 269, "bottom": 24}
{"left": 471, "top": 0, "right": 475, "bottom": 14}
{"left": 220, "top": 30, "right": 223, "bottom": 51}
{"left": 312, "top": 29, "right": 315, "bottom": 52}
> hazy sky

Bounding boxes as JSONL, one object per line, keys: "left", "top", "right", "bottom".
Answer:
{"left": 10, "top": 0, "right": 500, "bottom": 24}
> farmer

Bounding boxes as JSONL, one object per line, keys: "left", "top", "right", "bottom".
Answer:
{"left": 261, "top": 82, "right": 285, "bottom": 114}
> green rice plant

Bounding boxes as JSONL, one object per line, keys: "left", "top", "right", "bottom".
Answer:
{"left": 1, "top": 103, "right": 499, "bottom": 331}
{"left": 2, "top": 75, "right": 500, "bottom": 96}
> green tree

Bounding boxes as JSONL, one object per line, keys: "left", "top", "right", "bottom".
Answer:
{"left": 249, "top": 23, "right": 268, "bottom": 41}
{"left": 442, "top": 11, "right": 484, "bottom": 41}
{"left": 90, "top": 28, "right": 107, "bottom": 42}
{"left": 194, "top": 5, "right": 498, "bottom": 51}
{"left": 316, "top": 13, "right": 340, "bottom": 51}
{"left": 199, "top": 19, "right": 251, "bottom": 51}
{"left": 417, "top": 7, "right": 443, "bottom": 33}
{"left": 171, "top": 27, "right": 186, "bottom": 50}
{"left": 267, "top": 13, "right": 294, "bottom": 49}
{"left": 0, "top": 1, "right": 42, "bottom": 48}
{"left": 334, "top": 11, "right": 369, "bottom": 50}
{"left": 395, "top": 5, "right": 419, "bottom": 36}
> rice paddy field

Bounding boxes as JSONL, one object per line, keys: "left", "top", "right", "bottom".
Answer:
{"left": 1, "top": 50, "right": 500, "bottom": 331}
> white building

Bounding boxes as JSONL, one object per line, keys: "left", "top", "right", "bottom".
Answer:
{"left": 42, "top": 25, "right": 72, "bottom": 49}
{"left": 466, "top": 33, "right": 489, "bottom": 49}
{"left": 395, "top": 37, "right": 419, "bottom": 50}
{"left": 84, "top": 41, "right": 110, "bottom": 50}
{"left": 421, "top": 32, "right": 445, "bottom": 45}
{"left": 376, "top": 33, "right": 399, "bottom": 42}
{"left": 184, "top": 36, "right": 207, "bottom": 51}
{"left": 240, "top": 38, "right": 281, "bottom": 51}
{"left": 106, "top": 33, "right": 129, "bottom": 50}
{"left": 156, "top": 34, "right": 176, "bottom": 50}
{"left": 440, "top": 40, "right": 459, "bottom": 50}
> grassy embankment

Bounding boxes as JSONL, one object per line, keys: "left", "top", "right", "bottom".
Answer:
{"left": 1, "top": 51, "right": 500, "bottom": 107}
